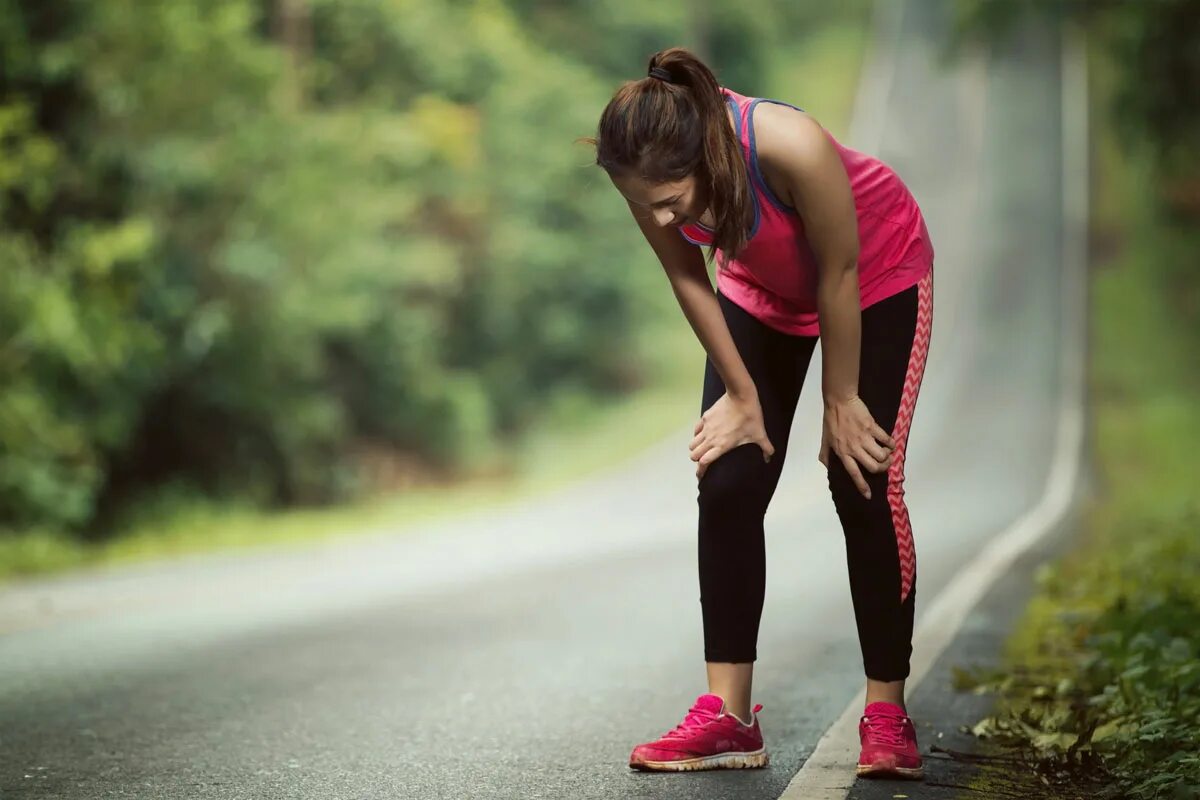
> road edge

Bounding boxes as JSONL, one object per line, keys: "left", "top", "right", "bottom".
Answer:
{"left": 776, "top": 15, "right": 1090, "bottom": 800}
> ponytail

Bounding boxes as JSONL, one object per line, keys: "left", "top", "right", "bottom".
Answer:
{"left": 583, "top": 47, "right": 752, "bottom": 263}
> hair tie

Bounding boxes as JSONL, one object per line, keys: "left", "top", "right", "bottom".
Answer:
{"left": 648, "top": 66, "right": 672, "bottom": 83}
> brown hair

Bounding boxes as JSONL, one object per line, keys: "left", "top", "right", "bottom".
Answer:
{"left": 581, "top": 47, "right": 752, "bottom": 264}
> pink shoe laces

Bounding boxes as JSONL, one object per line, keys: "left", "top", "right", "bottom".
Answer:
{"left": 861, "top": 712, "right": 908, "bottom": 748}
{"left": 661, "top": 702, "right": 719, "bottom": 740}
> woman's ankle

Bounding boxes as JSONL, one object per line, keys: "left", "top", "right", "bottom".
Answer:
{"left": 706, "top": 661, "right": 754, "bottom": 723}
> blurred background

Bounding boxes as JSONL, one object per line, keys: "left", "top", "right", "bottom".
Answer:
{"left": 2, "top": 1, "right": 1199, "bottom": 798}
{"left": 1, "top": 0, "right": 877, "bottom": 573}
{"left": 5, "top": 0, "right": 1194, "bottom": 577}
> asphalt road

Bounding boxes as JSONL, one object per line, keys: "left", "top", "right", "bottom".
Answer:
{"left": 0, "top": 1, "right": 1072, "bottom": 798}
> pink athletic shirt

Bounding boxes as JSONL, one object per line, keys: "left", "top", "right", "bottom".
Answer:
{"left": 678, "top": 88, "right": 933, "bottom": 336}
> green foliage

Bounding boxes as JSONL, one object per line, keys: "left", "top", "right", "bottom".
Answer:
{"left": 957, "top": 514, "right": 1200, "bottom": 799}
{"left": 1, "top": 0, "right": 870, "bottom": 541}
{"left": 954, "top": 71, "right": 1200, "bottom": 799}
{"left": 951, "top": 0, "right": 1200, "bottom": 222}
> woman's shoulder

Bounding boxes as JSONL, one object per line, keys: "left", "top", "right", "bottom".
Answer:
{"left": 749, "top": 101, "right": 832, "bottom": 209}
{"left": 751, "top": 99, "right": 824, "bottom": 151}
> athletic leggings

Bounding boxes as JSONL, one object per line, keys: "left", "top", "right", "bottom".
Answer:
{"left": 697, "top": 269, "right": 933, "bottom": 681}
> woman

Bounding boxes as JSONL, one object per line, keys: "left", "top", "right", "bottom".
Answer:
{"left": 585, "top": 47, "right": 934, "bottom": 780}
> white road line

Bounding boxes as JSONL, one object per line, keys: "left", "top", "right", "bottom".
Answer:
{"left": 777, "top": 20, "right": 1090, "bottom": 800}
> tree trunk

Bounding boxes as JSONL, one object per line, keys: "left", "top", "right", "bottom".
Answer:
{"left": 272, "top": 0, "right": 311, "bottom": 110}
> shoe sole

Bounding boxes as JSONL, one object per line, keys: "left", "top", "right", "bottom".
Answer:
{"left": 630, "top": 748, "right": 769, "bottom": 772}
{"left": 856, "top": 763, "right": 924, "bottom": 780}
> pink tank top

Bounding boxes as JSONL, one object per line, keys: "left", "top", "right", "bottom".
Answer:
{"left": 679, "top": 88, "right": 933, "bottom": 336}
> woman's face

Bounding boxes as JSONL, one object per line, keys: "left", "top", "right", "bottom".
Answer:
{"left": 611, "top": 172, "right": 708, "bottom": 229}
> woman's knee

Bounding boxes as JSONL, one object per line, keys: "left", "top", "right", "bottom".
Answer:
{"left": 825, "top": 456, "right": 889, "bottom": 507}
{"left": 697, "top": 444, "right": 773, "bottom": 511}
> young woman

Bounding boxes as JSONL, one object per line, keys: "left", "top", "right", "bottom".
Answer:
{"left": 585, "top": 48, "right": 934, "bottom": 780}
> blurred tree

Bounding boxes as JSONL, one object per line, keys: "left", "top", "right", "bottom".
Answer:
{"left": 1, "top": 0, "right": 647, "bottom": 536}
{"left": 272, "top": 0, "right": 313, "bottom": 108}
{"left": 953, "top": 0, "right": 1200, "bottom": 220}
{"left": 1, "top": 0, "right": 871, "bottom": 542}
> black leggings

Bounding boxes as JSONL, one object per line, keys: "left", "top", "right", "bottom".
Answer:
{"left": 697, "top": 270, "right": 933, "bottom": 681}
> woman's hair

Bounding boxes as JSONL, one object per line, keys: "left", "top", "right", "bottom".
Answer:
{"left": 582, "top": 47, "right": 752, "bottom": 263}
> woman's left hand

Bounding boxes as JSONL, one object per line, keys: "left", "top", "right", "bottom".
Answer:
{"left": 818, "top": 395, "right": 895, "bottom": 500}
{"left": 690, "top": 392, "right": 775, "bottom": 480}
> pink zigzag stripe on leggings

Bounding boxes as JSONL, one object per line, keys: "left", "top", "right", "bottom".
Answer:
{"left": 887, "top": 268, "right": 933, "bottom": 604}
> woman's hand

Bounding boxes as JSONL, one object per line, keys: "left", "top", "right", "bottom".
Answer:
{"left": 690, "top": 392, "right": 775, "bottom": 480}
{"left": 818, "top": 395, "right": 895, "bottom": 499}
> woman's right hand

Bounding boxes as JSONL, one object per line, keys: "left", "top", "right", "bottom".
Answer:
{"left": 690, "top": 392, "right": 775, "bottom": 479}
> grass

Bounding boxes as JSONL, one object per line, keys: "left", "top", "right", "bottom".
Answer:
{"left": 953, "top": 45, "right": 1200, "bottom": 800}
{"left": 0, "top": 21, "right": 873, "bottom": 584}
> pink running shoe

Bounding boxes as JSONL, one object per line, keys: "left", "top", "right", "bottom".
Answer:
{"left": 857, "top": 701, "right": 924, "bottom": 779}
{"left": 629, "top": 694, "right": 768, "bottom": 772}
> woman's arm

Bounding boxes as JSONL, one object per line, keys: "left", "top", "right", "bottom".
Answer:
{"left": 624, "top": 200, "right": 774, "bottom": 474}
{"left": 624, "top": 200, "right": 755, "bottom": 400}
{"left": 758, "top": 108, "right": 861, "bottom": 404}
{"left": 756, "top": 106, "right": 895, "bottom": 495}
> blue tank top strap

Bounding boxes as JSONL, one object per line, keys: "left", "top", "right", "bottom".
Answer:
{"left": 678, "top": 89, "right": 769, "bottom": 245}
{"left": 746, "top": 98, "right": 807, "bottom": 214}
